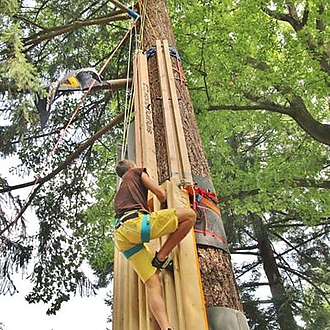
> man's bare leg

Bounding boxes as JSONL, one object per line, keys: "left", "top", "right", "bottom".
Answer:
{"left": 145, "top": 272, "right": 173, "bottom": 330}
{"left": 157, "top": 207, "right": 196, "bottom": 261}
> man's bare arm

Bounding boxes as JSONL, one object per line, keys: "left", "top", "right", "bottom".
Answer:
{"left": 141, "top": 172, "right": 166, "bottom": 203}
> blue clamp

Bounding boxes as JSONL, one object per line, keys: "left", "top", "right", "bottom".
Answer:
{"left": 128, "top": 9, "right": 140, "bottom": 19}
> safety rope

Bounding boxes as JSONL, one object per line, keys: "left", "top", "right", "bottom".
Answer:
{"left": 138, "top": 0, "right": 159, "bottom": 44}
{"left": 120, "top": 1, "right": 153, "bottom": 159}
{"left": 121, "top": 22, "right": 135, "bottom": 159}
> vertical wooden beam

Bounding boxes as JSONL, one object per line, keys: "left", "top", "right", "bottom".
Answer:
{"left": 133, "top": 52, "right": 143, "bottom": 167}
{"left": 156, "top": 40, "right": 208, "bottom": 330}
{"left": 155, "top": 40, "right": 178, "bottom": 178}
{"left": 134, "top": 50, "right": 157, "bottom": 179}
{"left": 162, "top": 40, "right": 192, "bottom": 183}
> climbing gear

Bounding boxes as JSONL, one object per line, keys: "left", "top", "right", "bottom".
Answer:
{"left": 114, "top": 210, "right": 140, "bottom": 229}
{"left": 185, "top": 184, "right": 220, "bottom": 215}
{"left": 123, "top": 243, "right": 144, "bottom": 259}
{"left": 118, "top": 212, "right": 152, "bottom": 259}
{"left": 152, "top": 252, "right": 173, "bottom": 272}
{"left": 141, "top": 213, "right": 151, "bottom": 242}
{"left": 146, "top": 44, "right": 186, "bottom": 86}
{"left": 146, "top": 45, "right": 181, "bottom": 62}
{"left": 109, "top": 0, "right": 140, "bottom": 19}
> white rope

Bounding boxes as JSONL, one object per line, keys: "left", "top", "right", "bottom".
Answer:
{"left": 121, "top": 22, "right": 135, "bottom": 160}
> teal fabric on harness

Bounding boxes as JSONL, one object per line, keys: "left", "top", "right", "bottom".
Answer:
{"left": 141, "top": 214, "right": 151, "bottom": 243}
{"left": 123, "top": 244, "right": 144, "bottom": 259}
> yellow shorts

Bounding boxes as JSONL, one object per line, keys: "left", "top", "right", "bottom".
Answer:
{"left": 114, "top": 208, "right": 178, "bottom": 282}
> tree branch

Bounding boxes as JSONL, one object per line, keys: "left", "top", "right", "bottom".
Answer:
{"left": 220, "top": 178, "right": 330, "bottom": 203}
{"left": 0, "top": 78, "right": 131, "bottom": 96}
{"left": 262, "top": 4, "right": 330, "bottom": 76}
{"left": 0, "top": 112, "right": 124, "bottom": 195}
{"left": 208, "top": 98, "right": 330, "bottom": 146}
{"left": 262, "top": 6, "right": 306, "bottom": 32}
{"left": 0, "top": 112, "right": 125, "bottom": 236}
{"left": 23, "top": 11, "right": 128, "bottom": 49}
{"left": 271, "top": 229, "right": 329, "bottom": 260}
{"left": 278, "top": 264, "right": 330, "bottom": 304}
{"left": 241, "top": 282, "right": 270, "bottom": 288}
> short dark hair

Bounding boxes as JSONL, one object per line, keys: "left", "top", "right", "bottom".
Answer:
{"left": 116, "top": 159, "right": 135, "bottom": 177}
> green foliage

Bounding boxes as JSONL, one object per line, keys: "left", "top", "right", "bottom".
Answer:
{"left": 1, "top": 0, "right": 18, "bottom": 14}
{"left": 0, "top": 24, "right": 39, "bottom": 92}
{"left": 169, "top": 0, "right": 330, "bottom": 328}
{"left": 81, "top": 144, "right": 118, "bottom": 287}
{"left": 301, "top": 284, "right": 330, "bottom": 330}
{"left": 241, "top": 290, "right": 278, "bottom": 330}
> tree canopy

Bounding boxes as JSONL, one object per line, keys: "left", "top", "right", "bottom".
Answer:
{"left": 0, "top": 0, "right": 329, "bottom": 328}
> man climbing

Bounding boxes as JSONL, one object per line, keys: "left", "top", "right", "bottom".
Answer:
{"left": 114, "top": 159, "right": 196, "bottom": 330}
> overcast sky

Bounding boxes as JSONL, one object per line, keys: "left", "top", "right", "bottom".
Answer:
{"left": 0, "top": 285, "right": 110, "bottom": 330}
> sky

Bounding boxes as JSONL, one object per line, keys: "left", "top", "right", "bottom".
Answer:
{"left": 0, "top": 285, "right": 110, "bottom": 330}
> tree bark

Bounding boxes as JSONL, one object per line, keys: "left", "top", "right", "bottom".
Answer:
{"left": 141, "top": 0, "right": 243, "bottom": 313}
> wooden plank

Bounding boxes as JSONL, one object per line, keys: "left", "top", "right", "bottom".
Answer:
{"left": 129, "top": 269, "right": 140, "bottom": 330}
{"left": 156, "top": 40, "right": 180, "bottom": 179}
{"left": 136, "top": 52, "right": 147, "bottom": 168}
{"left": 136, "top": 49, "right": 162, "bottom": 330}
{"left": 168, "top": 178, "right": 209, "bottom": 330}
{"left": 162, "top": 40, "right": 192, "bottom": 183}
{"left": 133, "top": 53, "right": 142, "bottom": 166}
{"left": 138, "top": 52, "right": 158, "bottom": 180}
{"left": 157, "top": 39, "right": 208, "bottom": 330}
{"left": 112, "top": 250, "right": 122, "bottom": 330}
{"left": 160, "top": 181, "right": 181, "bottom": 330}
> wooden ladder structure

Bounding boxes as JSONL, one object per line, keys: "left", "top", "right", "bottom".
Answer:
{"left": 113, "top": 41, "right": 208, "bottom": 330}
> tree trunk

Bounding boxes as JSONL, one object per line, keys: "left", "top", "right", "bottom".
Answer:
{"left": 251, "top": 213, "right": 298, "bottom": 330}
{"left": 140, "top": 0, "right": 246, "bottom": 323}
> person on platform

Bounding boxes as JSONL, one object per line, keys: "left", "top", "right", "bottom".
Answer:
{"left": 114, "top": 159, "right": 196, "bottom": 330}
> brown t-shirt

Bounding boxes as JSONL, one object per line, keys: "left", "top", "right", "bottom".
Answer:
{"left": 114, "top": 168, "right": 149, "bottom": 218}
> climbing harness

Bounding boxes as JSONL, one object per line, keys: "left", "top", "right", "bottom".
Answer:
{"left": 140, "top": 213, "right": 151, "bottom": 242}
{"left": 123, "top": 243, "right": 144, "bottom": 259}
{"left": 114, "top": 210, "right": 140, "bottom": 229}
{"left": 115, "top": 211, "right": 152, "bottom": 259}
